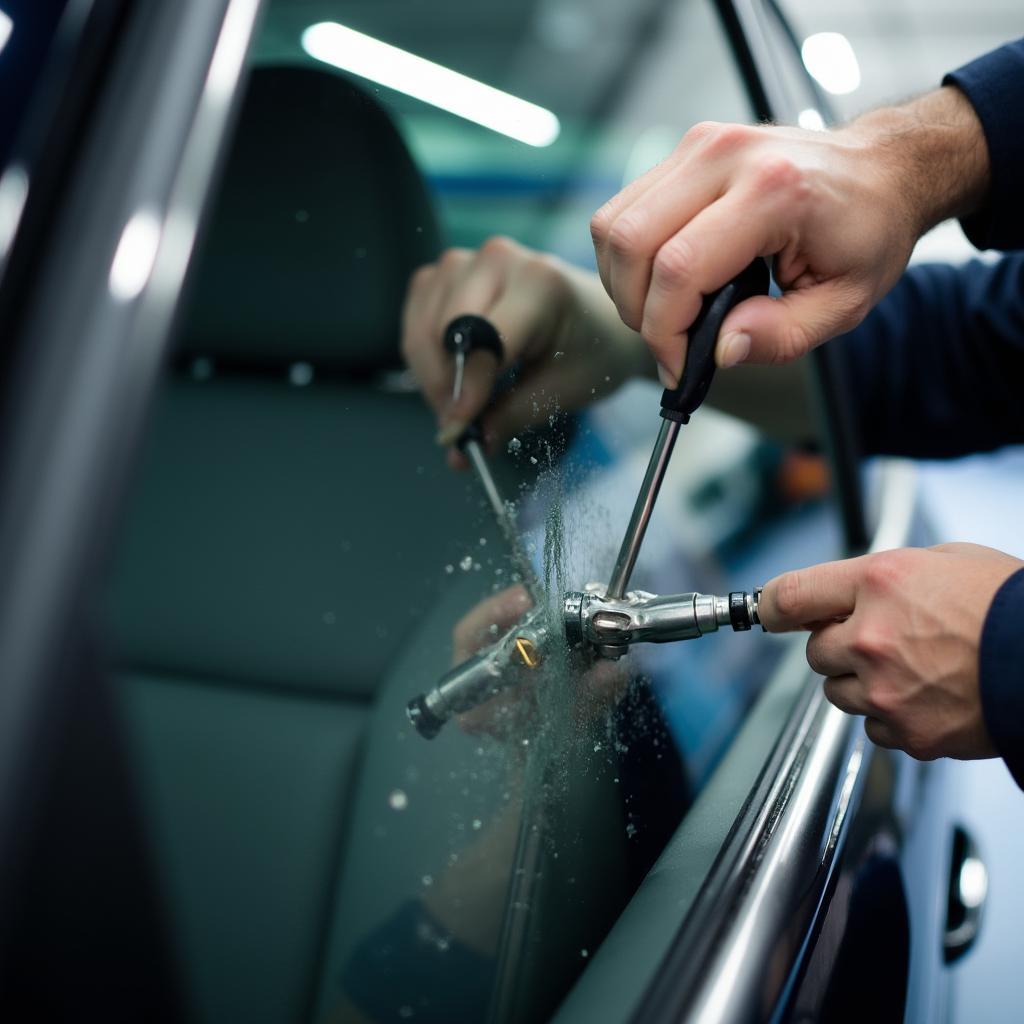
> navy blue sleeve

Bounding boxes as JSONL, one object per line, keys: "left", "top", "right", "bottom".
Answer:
{"left": 833, "top": 254, "right": 1024, "bottom": 459}
{"left": 944, "top": 39, "right": 1024, "bottom": 251}
{"left": 979, "top": 569, "right": 1024, "bottom": 789}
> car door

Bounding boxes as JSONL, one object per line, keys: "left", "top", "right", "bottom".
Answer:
{"left": 0, "top": 1, "right": 950, "bottom": 1023}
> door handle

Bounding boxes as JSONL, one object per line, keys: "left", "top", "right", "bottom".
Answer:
{"left": 944, "top": 825, "right": 987, "bottom": 964}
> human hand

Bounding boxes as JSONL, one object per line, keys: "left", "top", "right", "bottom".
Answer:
{"left": 759, "top": 543, "right": 1024, "bottom": 760}
{"left": 400, "top": 236, "right": 645, "bottom": 468}
{"left": 590, "top": 87, "right": 988, "bottom": 383}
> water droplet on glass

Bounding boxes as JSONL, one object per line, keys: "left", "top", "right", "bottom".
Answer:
{"left": 581, "top": 948, "right": 589, "bottom": 958}
{"left": 507, "top": 437, "right": 522, "bottom": 453}
{"left": 322, "top": 611, "right": 336, "bottom": 625}
{"left": 444, "top": 564, "right": 454, "bottom": 574}
{"left": 459, "top": 555, "right": 473, "bottom": 571}
{"left": 488, "top": 623, "right": 499, "bottom": 636}
{"left": 388, "top": 789, "right": 408, "bottom": 811}
{"left": 593, "top": 742, "right": 602, "bottom": 752}
{"left": 553, "top": 351, "right": 564, "bottom": 360}
{"left": 295, "top": 209, "right": 309, "bottom": 223}
{"left": 473, "top": 561, "right": 481, "bottom": 571}
{"left": 522, "top": 738, "right": 530, "bottom": 747}
{"left": 398, "top": 1007, "right": 414, "bottom": 1020}
{"left": 289, "top": 361, "right": 314, "bottom": 387}
{"left": 625, "top": 822, "right": 638, "bottom": 839}
{"left": 479, "top": 537, "right": 487, "bottom": 546}
{"left": 529, "top": 456, "right": 538, "bottom": 465}
{"left": 355, "top": 246, "right": 367, "bottom": 259}
{"left": 472, "top": 818, "right": 482, "bottom": 830}
{"left": 422, "top": 874, "right": 433, "bottom": 887}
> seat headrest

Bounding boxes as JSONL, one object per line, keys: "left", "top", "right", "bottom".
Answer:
{"left": 178, "top": 66, "right": 442, "bottom": 370}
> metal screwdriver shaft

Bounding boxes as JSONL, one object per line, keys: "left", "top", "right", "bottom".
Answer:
{"left": 443, "top": 315, "right": 540, "bottom": 599}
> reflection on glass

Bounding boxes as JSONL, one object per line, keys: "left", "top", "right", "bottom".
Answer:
{"left": 103, "top": 2, "right": 844, "bottom": 1023}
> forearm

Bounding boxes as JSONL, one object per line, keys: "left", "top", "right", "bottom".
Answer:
{"left": 847, "top": 86, "right": 990, "bottom": 240}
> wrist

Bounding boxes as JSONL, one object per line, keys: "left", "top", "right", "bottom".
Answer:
{"left": 849, "top": 87, "right": 990, "bottom": 237}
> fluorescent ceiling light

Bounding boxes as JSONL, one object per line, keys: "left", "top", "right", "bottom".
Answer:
{"left": 301, "top": 21, "right": 560, "bottom": 148}
{"left": 801, "top": 32, "right": 861, "bottom": 95}
{"left": 797, "top": 108, "right": 825, "bottom": 132}
{"left": 0, "top": 11, "right": 13, "bottom": 56}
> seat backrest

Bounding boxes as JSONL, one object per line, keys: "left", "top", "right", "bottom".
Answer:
{"left": 104, "top": 65, "right": 506, "bottom": 1024}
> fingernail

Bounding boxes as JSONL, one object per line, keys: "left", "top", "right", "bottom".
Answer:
{"left": 718, "top": 331, "right": 751, "bottom": 368}
{"left": 436, "top": 419, "right": 468, "bottom": 446}
{"left": 657, "top": 364, "right": 678, "bottom": 389}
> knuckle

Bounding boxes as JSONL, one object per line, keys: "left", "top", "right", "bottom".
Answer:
{"left": 850, "top": 622, "right": 889, "bottom": 661}
{"left": 652, "top": 237, "right": 696, "bottom": 288}
{"left": 752, "top": 156, "right": 805, "bottom": 197}
{"left": 863, "top": 550, "right": 912, "bottom": 593}
{"left": 480, "top": 235, "right": 515, "bottom": 259}
{"left": 701, "top": 122, "right": 750, "bottom": 156}
{"left": 439, "top": 247, "right": 468, "bottom": 272}
{"left": 607, "top": 216, "right": 645, "bottom": 259}
{"left": 681, "top": 120, "right": 721, "bottom": 146}
{"left": 590, "top": 205, "right": 613, "bottom": 245}
{"left": 772, "top": 319, "right": 816, "bottom": 364}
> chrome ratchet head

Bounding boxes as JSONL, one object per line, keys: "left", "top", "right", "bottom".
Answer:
{"left": 563, "top": 586, "right": 763, "bottom": 659}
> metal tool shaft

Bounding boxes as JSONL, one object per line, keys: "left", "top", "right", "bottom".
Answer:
{"left": 605, "top": 418, "right": 680, "bottom": 599}
{"left": 464, "top": 438, "right": 539, "bottom": 598}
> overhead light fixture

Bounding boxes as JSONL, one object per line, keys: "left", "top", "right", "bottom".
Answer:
{"left": 301, "top": 21, "right": 560, "bottom": 148}
{"left": 797, "top": 108, "right": 826, "bottom": 132}
{"left": 0, "top": 10, "right": 13, "bottom": 56}
{"left": 801, "top": 32, "right": 861, "bottom": 95}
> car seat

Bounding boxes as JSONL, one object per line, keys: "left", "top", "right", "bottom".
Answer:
{"left": 104, "top": 65, "right": 512, "bottom": 1024}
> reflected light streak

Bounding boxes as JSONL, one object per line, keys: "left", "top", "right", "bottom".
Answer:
{"left": 301, "top": 21, "right": 560, "bottom": 147}
{"left": 801, "top": 32, "right": 861, "bottom": 96}
{"left": 0, "top": 11, "right": 12, "bottom": 56}
{"left": 109, "top": 208, "right": 163, "bottom": 302}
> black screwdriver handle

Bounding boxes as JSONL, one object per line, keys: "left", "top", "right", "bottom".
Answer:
{"left": 443, "top": 314, "right": 504, "bottom": 360}
{"left": 660, "top": 258, "right": 770, "bottom": 423}
{"left": 442, "top": 315, "right": 505, "bottom": 452}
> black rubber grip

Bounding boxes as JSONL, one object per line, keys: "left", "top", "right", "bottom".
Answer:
{"left": 407, "top": 695, "right": 444, "bottom": 739}
{"left": 729, "top": 591, "right": 752, "bottom": 632}
{"left": 443, "top": 315, "right": 504, "bottom": 359}
{"left": 660, "top": 258, "right": 770, "bottom": 423}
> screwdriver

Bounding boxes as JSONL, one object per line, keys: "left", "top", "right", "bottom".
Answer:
{"left": 443, "top": 315, "right": 540, "bottom": 598}
{"left": 604, "top": 259, "right": 771, "bottom": 601}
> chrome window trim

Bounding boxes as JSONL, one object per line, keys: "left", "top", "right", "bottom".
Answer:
{"left": 0, "top": 0, "right": 264, "bottom": 913}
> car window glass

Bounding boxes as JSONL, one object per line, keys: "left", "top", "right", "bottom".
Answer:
{"left": 102, "top": 3, "right": 842, "bottom": 1023}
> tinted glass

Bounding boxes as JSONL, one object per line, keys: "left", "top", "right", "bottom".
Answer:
{"left": 104, "top": 2, "right": 841, "bottom": 1022}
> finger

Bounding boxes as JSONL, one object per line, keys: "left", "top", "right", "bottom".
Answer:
{"left": 452, "top": 584, "right": 532, "bottom": 661}
{"left": 591, "top": 156, "right": 680, "bottom": 295}
{"left": 864, "top": 717, "right": 899, "bottom": 750}
{"left": 822, "top": 674, "right": 868, "bottom": 716}
{"left": 591, "top": 121, "right": 725, "bottom": 295}
{"left": 760, "top": 556, "right": 867, "bottom": 632}
{"left": 715, "top": 278, "right": 868, "bottom": 367}
{"left": 402, "top": 251, "right": 472, "bottom": 414}
{"left": 446, "top": 261, "right": 567, "bottom": 433}
{"left": 805, "top": 619, "right": 858, "bottom": 678}
{"left": 401, "top": 264, "right": 450, "bottom": 414}
{"left": 639, "top": 191, "right": 770, "bottom": 383}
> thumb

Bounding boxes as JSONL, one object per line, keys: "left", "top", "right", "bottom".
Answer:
{"left": 716, "top": 279, "right": 868, "bottom": 367}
